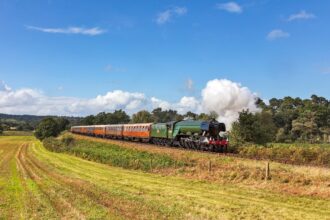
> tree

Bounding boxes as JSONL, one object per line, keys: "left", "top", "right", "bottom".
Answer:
{"left": 132, "top": 110, "right": 153, "bottom": 123}
{"left": 56, "top": 118, "right": 70, "bottom": 131}
{"left": 291, "top": 111, "right": 319, "bottom": 142}
{"left": 232, "top": 110, "right": 255, "bottom": 143}
{"left": 230, "top": 110, "right": 276, "bottom": 145}
{"left": 0, "top": 124, "right": 3, "bottom": 135}
{"left": 252, "top": 111, "right": 276, "bottom": 144}
{"left": 81, "top": 115, "right": 95, "bottom": 125}
{"left": 94, "top": 112, "right": 107, "bottom": 124}
{"left": 109, "top": 110, "right": 130, "bottom": 124}
{"left": 184, "top": 111, "right": 198, "bottom": 120}
{"left": 151, "top": 108, "right": 183, "bottom": 123}
{"left": 34, "top": 118, "right": 60, "bottom": 141}
{"left": 255, "top": 97, "right": 267, "bottom": 110}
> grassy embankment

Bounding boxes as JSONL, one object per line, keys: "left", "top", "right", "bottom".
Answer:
{"left": 48, "top": 134, "right": 330, "bottom": 199}
{"left": 1, "top": 135, "right": 330, "bottom": 219}
{"left": 235, "top": 142, "right": 330, "bottom": 167}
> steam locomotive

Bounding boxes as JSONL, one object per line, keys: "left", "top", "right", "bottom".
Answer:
{"left": 71, "top": 119, "right": 228, "bottom": 152}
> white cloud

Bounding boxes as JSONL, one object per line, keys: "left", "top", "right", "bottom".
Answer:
{"left": 201, "top": 79, "right": 259, "bottom": 127}
{"left": 0, "top": 82, "right": 146, "bottom": 116}
{"left": 26, "top": 26, "right": 106, "bottom": 36}
{"left": 177, "top": 96, "right": 201, "bottom": 114}
{"left": 216, "top": 2, "right": 242, "bottom": 13}
{"left": 0, "top": 79, "right": 259, "bottom": 128}
{"left": 0, "top": 80, "right": 11, "bottom": 92}
{"left": 267, "top": 29, "right": 290, "bottom": 41}
{"left": 287, "top": 10, "right": 315, "bottom": 22}
{"left": 156, "top": 6, "right": 187, "bottom": 25}
{"left": 151, "top": 97, "right": 171, "bottom": 110}
{"left": 151, "top": 96, "right": 201, "bottom": 114}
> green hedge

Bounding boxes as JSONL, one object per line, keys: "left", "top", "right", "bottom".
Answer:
{"left": 43, "top": 135, "right": 186, "bottom": 171}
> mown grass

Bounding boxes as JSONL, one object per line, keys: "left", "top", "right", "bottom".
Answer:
{"left": 2, "top": 130, "right": 34, "bottom": 136}
{"left": 31, "top": 139, "right": 330, "bottom": 220}
{"left": 1, "top": 136, "right": 330, "bottom": 219}
{"left": 71, "top": 134, "right": 330, "bottom": 199}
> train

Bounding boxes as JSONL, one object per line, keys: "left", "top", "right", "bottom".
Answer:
{"left": 71, "top": 119, "right": 229, "bottom": 152}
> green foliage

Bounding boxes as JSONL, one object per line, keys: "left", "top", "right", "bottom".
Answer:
{"left": 184, "top": 111, "right": 198, "bottom": 120}
{"left": 231, "top": 110, "right": 276, "bottom": 145}
{"left": 132, "top": 110, "right": 154, "bottom": 123}
{"left": 237, "top": 95, "right": 330, "bottom": 144}
{"left": 56, "top": 118, "right": 70, "bottom": 131}
{"left": 0, "top": 113, "right": 81, "bottom": 130}
{"left": 43, "top": 136, "right": 186, "bottom": 171}
{"left": 151, "top": 108, "right": 184, "bottom": 123}
{"left": 0, "top": 124, "right": 3, "bottom": 134}
{"left": 236, "top": 144, "right": 330, "bottom": 167}
{"left": 42, "top": 134, "right": 75, "bottom": 152}
{"left": 80, "top": 115, "right": 95, "bottom": 125}
{"left": 34, "top": 118, "right": 61, "bottom": 140}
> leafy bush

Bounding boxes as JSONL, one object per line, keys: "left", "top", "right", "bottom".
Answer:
{"left": 42, "top": 134, "right": 75, "bottom": 152}
{"left": 35, "top": 117, "right": 71, "bottom": 141}
{"left": 35, "top": 118, "right": 61, "bottom": 140}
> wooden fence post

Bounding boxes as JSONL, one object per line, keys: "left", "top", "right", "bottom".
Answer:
{"left": 265, "top": 161, "right": 270, "bottom": 181}
{"left": 136, "top": 159, "right": 140, "bottom": 169}
{"left": 208, "top": 160, "right": 212, "bottom": 172}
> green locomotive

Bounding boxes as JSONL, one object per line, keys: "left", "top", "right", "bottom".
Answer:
{"left": 151, "top": 119, "right": 228, "bottom": 152}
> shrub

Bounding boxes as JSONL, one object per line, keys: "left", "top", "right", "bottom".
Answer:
{"left": 35, "top": 118, "right": 60, "bottom": 141}
{"left": 42, "top": 136, "right": 186, "bottom": 171}
{"left": 42, "top": 134, "right": 75, "bottom": 153}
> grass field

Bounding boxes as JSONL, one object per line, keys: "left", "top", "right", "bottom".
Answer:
{"left": 2, "top": 130, "right": 33, "bottom": 136}
{"left": 0, "top": 135, "right": 329, "bottom": 219}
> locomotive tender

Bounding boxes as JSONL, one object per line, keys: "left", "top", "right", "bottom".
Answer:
{"left": 71, "top": 119, "right": 228, "bottom": 152}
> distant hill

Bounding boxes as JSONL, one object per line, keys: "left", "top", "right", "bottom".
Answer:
{"left": 0, "top": 113, "right": 82, "bottom": 130}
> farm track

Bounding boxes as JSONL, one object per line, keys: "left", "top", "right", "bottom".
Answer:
{"left": 0, "top": 136, "right": 330, "bottom": 219}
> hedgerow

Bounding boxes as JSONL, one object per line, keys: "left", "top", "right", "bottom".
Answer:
{"left": 236, "top": 144, "right": 330, "bottom": 167}
{"left": 43, "top": 135, "right": 186, "bottom": 171}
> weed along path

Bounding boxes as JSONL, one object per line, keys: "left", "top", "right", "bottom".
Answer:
{"left": 0, "top": 136, "right": 329, "bottom": 219}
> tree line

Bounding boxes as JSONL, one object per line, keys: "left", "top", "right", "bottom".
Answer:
{"left": 231, "top": 95, "right": 330, "bottom": 144}
{"left": 80, "top": 108, "right": 218, "bottom": 125}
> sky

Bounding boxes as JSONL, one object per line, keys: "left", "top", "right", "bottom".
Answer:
{"left": 0, "top": 0, "right": 329, "bottom": 124}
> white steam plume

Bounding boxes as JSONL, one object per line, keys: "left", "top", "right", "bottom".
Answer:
{"left": 201, "top": 79, "right": 259, "bottom": 128}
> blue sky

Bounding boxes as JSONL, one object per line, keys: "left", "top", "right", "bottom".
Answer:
{"left": 0, "top": 0, "right": 329, "bottom": 119}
